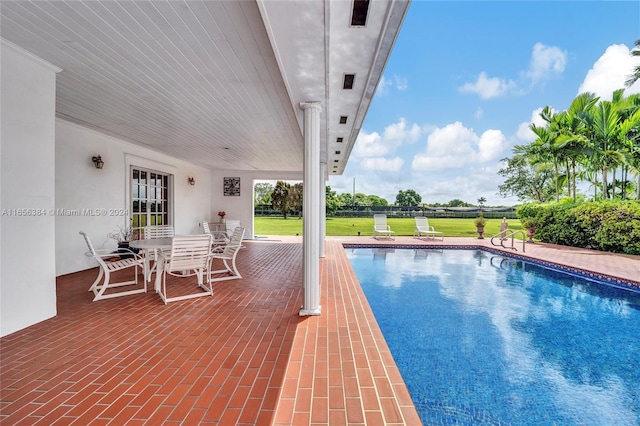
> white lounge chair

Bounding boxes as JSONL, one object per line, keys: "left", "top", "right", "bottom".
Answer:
{"left": 373, "top": 214, "right": 395, "bottom": 240}
{"left": 79, "top": 231, "right": 146, "bottom": 301}
{"left": 413, "top": 217, "right": 444, "bottom": 241}
{"left": 155, "top": 234, "right": 213, "bottom": 304}
{"left": 208, "top": 227, "right": 245, "bottom": 283}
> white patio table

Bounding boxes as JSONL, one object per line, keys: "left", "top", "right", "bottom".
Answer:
{"left": 129, "top": 237, "right": 172, "bottom": 288}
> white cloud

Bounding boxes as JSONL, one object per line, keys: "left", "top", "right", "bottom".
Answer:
{"left": 460, "top": 43, "right": 567, "bottom": 99}
{"left": 354, "top": 118, "right": 423, "bottom": 159}
{"left": 516, "top": 44, "right": 639, "bottom": 143}
{"left": 515, "top": 107, "right": 555, "bottom": 142}
{"left": 394, "top": 74, "right": 408, "bottom": 91}
{"left": 375, "top": 74, "right": 408, "bottom": 95}
{"left": 353, "top": 130, "right": 387, "bottom": 157}
{"left": 360, "top": 157, "right": 404, "bottom": 171}
{"left": 516, "top": 122, "right": 535, "bottom": 142}
{"left": 459, "top": 72, "right": 517, "bottom": 99}
{"left": 382, "top": 118, "right": 422, "bottom": 144}
{"left": 525, "top": 43, "right": 567, "bottom": 84}
{"left": 578, "top": 43, "right": 640, "bottom": 100}
{"left": 412, "top": 121, "right": 506, "bottom": 170}
{"left": 474, "top": 107, "right": 484, "bottom": 120}
{"left": 478, "top": 129, "right": 506, "bottom": 162}
{"left": 330, "top": 163, "right": 513, "bottom": 206}
{"left": 376, "top": 75, "right": 392, "bottom": 96}
{"left": 418, "top": 171, "right": 507, "bottom": 206}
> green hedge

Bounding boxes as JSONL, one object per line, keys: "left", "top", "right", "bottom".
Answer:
{"left": 516, "top": 201, "right": 640, "bottom": 255}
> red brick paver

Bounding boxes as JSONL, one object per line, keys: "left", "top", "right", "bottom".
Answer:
{"left": 1, "top": 237, "right": 638, "bottom": 425}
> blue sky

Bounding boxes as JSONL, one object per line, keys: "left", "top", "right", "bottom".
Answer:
{"left": 327, "top": 1, "right": 640, "bottom": 206}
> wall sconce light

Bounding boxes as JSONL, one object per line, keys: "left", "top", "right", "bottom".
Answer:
{"left": 188, "top": 177, "right": 195, "bottom": 186}
{"left": 92, "top": 155, "right": 104, "bottom": 169}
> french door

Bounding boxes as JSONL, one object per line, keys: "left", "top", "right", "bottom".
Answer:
{"left": 130, "top": 166, "right": 172, "bottom": 237}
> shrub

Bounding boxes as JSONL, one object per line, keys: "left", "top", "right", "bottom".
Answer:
{"left": 573, "top": 201, "right": 640, "bottom": 254}
{"left": 535, "top": 203, "right": 589, "bottom": 247}
{"left": 517, "top": 201, "right": 640, "bottom": 255}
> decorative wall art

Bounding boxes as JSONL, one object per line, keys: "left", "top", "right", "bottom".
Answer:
{"left": 223, "top": 177, "right": 241, "bottom": 196}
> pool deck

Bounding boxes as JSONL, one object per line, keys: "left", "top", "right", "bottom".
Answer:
{"left": 1, "top": 236, "right": 638, "bottom": 425}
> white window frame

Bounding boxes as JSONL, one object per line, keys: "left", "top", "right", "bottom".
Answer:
{"left": 125, "top": 154, "right": 175, "bottom": 238}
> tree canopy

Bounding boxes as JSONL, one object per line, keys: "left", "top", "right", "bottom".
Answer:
{"left": 395, "top": 189, "right": 422, "bottom": 206}
{"left": 254, "top": 182, "right": 273, "bottom": 204}
{"left": 497, "top": 155, "right": 555, "bottom": 202}
{"left": 325, "top": 186, "right": 341, "bottom": 215}
{"left": 500, "top": 89, "right": 640, "bottom": 202}
{"left": 271, "top": 181, "right": 293, "bottom": 219}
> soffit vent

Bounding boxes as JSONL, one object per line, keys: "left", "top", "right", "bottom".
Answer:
{"left": 339, "top": 116, "right": 348, "bottom": 124}
{"left": 335, "top": 150, "right": 341, "bottom": 155}
{"left": 343, "top": 74, "right": 355, "bottom": 90}
{"left": 337, "top": 137, "right": 344, "bottom": 143}
{"left": 351, "top": 0, "right": 370, "bottom": 27}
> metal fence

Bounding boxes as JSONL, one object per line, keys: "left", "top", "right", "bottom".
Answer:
{"left": 254, "top": 205, "right": 517, "bottom": 219}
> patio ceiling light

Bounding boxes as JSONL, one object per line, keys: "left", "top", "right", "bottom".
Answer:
{"left": 343, "top": 74, "right": 355, "bottom": 90}
{"left": 351, "top": 0, "right": 370, "bottom": 26}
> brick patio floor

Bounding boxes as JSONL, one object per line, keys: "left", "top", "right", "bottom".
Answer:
{"left": 1, "top": 237, "right": 638, "bottom": 425}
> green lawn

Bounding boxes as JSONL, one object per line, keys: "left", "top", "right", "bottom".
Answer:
{"left": 254, "top": 216, "right": 524, "bottom": 238}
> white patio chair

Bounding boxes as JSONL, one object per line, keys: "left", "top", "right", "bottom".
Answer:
{"left": 143, "top": 225, "right": 175, "bottom": 278}
{"left": 202, "top": 221, "right": 229, "bottom": 246}
{"left": 79, "top": 231, "right": 146, "bottom": 301}
{"left": 208, "top": 227, "right": 245, "bottom": 283}
{"left": 373, "top": 214, "right": 395, "bottom": 240}
{"left": 154, "top": 234, "right": 213, "bottom": 304}
{"left": 413, "top": 216, "right": 444, "bottom": 241}
{"left": 143, "top": 225, "right": 174, "bottom": 239}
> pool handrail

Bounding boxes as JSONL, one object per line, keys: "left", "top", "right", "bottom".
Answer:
{"left": 490, "top": 229, "right": 526, "bottom": 252}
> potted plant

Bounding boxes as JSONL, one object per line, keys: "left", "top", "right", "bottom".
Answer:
{"left": 218, "top": 210, "right": 226, "bottom": 224}
{"left": 474, "top": 215, "right": 488, "bottom": 239}
{"left": 520, "top": 217, "right": 538, "bottom": 243}
{"left": 107, "top": 225, "right": 137, "bottom": 258}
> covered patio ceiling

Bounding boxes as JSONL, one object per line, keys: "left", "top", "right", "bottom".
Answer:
{"left": 0, "top": 0, "right": 409, "bottom": 174}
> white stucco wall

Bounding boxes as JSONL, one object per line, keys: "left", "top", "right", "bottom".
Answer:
{"left": 0, "top": 40, "right": 300, "bottom": 337}
{"left": 1, "top": 41, "right": 60, "bottom": 337}
{"left": 210, "top": 170, "right": 302, "bottom": 240}
{"left": 56, "top": 119, "right": 212, "bottom": 276}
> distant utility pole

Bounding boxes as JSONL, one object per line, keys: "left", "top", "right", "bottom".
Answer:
{"left": 352, "top": 177, "right": 356, "bottom": 212}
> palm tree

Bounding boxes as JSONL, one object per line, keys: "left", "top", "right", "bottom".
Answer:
{"left": 592, "top": 100, "right": 622, "bottom": 199}
{"left": 477, "top": 197, "right": 486, "bottom": 213}
{"left": 511, "top": 91, "right": 638, "bottom": 202}
{"left": 530, "top": 107, "right": 564, "bottom": 201}
{"left": 616, "top": 94, "right": 640, "bottom": 199}
{"left": 625, "top": 39, "right": 640, "bottom": 88}
{"left": 554, "top": 93, "right": 599, "bottom": 201}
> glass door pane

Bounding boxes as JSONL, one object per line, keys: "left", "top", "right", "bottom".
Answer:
{"left": 130, "top": 167, "right": 172, "bottom": 237}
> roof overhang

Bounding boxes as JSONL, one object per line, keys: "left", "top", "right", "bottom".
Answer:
{"left": 1, "top": 0, "right": 410, "bottom": 175}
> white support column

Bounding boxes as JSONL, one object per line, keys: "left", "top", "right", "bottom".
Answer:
{"left": 319, "top": 162, "right": 327, "bottom": 258}
{"left": 299, "top": 102, "right": 322, "bottom": 316}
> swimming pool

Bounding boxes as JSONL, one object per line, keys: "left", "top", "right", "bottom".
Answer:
{"left": 346, "top": 248, "right": 640, "bottom": 426}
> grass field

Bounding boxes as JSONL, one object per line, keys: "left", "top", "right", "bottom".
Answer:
{"left": 254, "top": 216, "right": 524, "bottom": 238}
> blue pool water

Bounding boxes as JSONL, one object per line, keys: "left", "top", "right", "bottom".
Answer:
{"left": 346, "top": 248, "right": 640, "bottom": 426}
